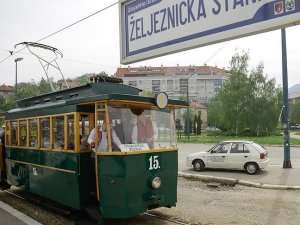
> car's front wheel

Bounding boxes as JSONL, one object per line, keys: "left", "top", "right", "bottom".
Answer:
{"left": 245, "top": 162, "right": 259, "bottom": 175}
{"left": 193, "top": 159, "right": 204, "bottom": 172}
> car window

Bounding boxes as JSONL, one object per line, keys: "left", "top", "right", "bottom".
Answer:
{"left": 214, "top": 143, "right": 230, "bottom": 153}
{"left": 230, "top": 143, "right": 249, "bottom": 153}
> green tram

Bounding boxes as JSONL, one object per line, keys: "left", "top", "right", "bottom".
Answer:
{"left": 0, "top": 77, "right": 186, "bottom": 219}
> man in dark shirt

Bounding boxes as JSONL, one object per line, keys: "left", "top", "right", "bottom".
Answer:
{"left": 114, "top": 110, "right": 133, "bottom": 144}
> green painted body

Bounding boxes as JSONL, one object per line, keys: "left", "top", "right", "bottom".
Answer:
{"left": 5, "top": 148, "right": 93, "bottom": 209}
{"left": 97, "top": 151, "right": 178, "bottom": 218}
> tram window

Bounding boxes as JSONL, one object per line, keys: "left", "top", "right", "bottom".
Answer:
{"left": 67, "top": 115, "right": 74, "bottom": 150}
{"left": 108, "top": 103, "right": 177, "bottom": 150}
{"left": 53, "top": 116, "right": 64, "bottom": 150}
{"left": 80, "top": 114, "right": 90, "bottom": 138}
{"left": 11, "top": 121, "right": 18, "bottom": 146}
{"left": 5, "top": 121, "right": 10, "bottom": 146}
{"left": 40, "top": 118, "right": 50, "bottom": 148}
{"left": 19, "top": 120, "right": 27, "bottom": 147}
{"left": 29, "top": 119, "right": 38, "bottom": 148}
{"left": 79, "top": 114, "right": 90, "bottom": 151}
{"left": 89, "top": 103, "right": 110, "bottom": 152}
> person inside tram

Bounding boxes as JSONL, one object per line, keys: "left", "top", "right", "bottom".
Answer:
{"left": 132, "top": 110, "right": 158, "bottom": 149}
{"left": 87, "top": 120, "right": 122, "bottom": 152}
{"left": 114, "top": 109, "right": 133, "bottom": 144}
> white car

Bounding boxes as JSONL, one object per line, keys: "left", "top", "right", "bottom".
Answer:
{"left": 205, "top": 126, "right": 221, "bottom": 131}
{"left": 186, "top": 141, "right": 269, "bottom": 175}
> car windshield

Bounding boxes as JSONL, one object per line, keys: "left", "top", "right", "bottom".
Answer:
{"left": 108, "top": 104, "right": 176, "bottom": 150}
{"left": 208, "top": 143, "right": 221, "bottom": 152}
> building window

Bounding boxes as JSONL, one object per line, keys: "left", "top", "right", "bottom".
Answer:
{"left": 167, "top": 80, "right": 173, "bottom": 91}
{"left": 152, "top": 80, "right": 160, "bottom": 94}
{"left": 180, "top": 79, "right": 188, "bottom": 94}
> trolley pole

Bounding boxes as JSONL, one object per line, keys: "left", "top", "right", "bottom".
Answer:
{"left": 281, "top": 28, "right": 292, "bottom": 169}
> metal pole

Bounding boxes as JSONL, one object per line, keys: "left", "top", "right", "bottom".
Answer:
{"left": 186, "top": 80, "right": 190, "bottom": 141}
{"left": 14, "top": 58, "right": 23, "bottom": 98}
{"left": 15, "top": 60, "right": 18, "bottom": 96}
{"left": 281, "top": 28, "right": 292, "bottom": 168}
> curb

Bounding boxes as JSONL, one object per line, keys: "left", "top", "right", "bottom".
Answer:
{"left": 178, "top": 172, "right": 300, "bottom": 190}
{"left": 0, "top": 200, "right": 42, "bottom": 225}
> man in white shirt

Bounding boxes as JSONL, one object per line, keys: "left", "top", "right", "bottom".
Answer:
{"left": 88, "top": 124, "right": 122, "bottom": 152}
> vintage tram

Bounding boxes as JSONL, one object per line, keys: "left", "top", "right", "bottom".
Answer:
{"left": 0, "top": 77, "right": 186, "bottom": 220}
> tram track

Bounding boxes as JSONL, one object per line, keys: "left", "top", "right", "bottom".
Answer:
{"left": 144, "top": 212, "right": 190, "bottom": 225}
{"left": 2, "top": 189, "right": 190, "bottom": 225}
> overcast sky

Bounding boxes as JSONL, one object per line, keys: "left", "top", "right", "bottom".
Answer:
{"left": 0, "top": 0, "right": 299, "bottom": 88}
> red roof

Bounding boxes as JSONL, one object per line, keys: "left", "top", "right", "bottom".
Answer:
{"left": 0, "top": 85, "right": 14, "bottom": 92}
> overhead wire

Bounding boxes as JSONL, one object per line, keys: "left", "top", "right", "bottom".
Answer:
{"left": 0, "top": 1, "right": 119, "bottom": 64}
{"left": 204, "top": 42, "right": 229, "bottom": 65}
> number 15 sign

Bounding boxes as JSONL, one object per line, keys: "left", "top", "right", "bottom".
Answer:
{"left": 119, "top": 0, "right": 300, "bottom": 64}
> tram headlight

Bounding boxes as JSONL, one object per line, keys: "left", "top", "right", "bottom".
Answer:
{"left": 151, "top": 177, "right": 161, "bottom": 189}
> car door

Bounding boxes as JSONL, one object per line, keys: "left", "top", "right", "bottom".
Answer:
{"left": 228, "top": 143, "right": 251, "bottom": 169}
{"left": 206, "top": 143, "right": 230, "bottom": 168}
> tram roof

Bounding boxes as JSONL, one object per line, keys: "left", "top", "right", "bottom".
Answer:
{"left": 3, "top": 82, "right": 187, "bottom": 118}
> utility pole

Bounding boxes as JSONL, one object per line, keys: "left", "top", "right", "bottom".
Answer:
{"left": 186, "top": 81, "right": 190, "bottom": 141}
{"left": 281, "top": 28, "right": 292, "bottom": 169}
{"left": 186, "top": 73, "right": 197, "bottom": 141}
{"left": 14, "top": 57, "right": 23, "bottom": 98}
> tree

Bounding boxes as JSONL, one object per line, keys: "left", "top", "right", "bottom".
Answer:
{"left": 290, "top": 101, "right": 300, "bottom": 125}
{"left": 75, "top": 74, "right": 90, "bottom": 85}
{"left": 38, "top": 77, "right": 53, "bottom": 94}
{"left": 218, "top": 51, "right": 250, "bottom": 135}
{"left": 197, "top": 115, "right": 202, "bottom": 135}
{"left": 193, "top": 115, "right": 197, "bottom": 134}
{"left": 247, "top": 63, "right": 282, "bottom": 135}
{"left": 208, "top": 51, "right": 281, "bottom": 136}
{"left": 207, "top": 96, "right": 222, "bottom": 128}
{"left": 17, "top": 80, "right": 41, "bottom": 99}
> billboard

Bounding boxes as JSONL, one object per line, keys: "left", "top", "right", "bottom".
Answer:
{"left": 119, "top": 0, "right": 300, "bottom": 64}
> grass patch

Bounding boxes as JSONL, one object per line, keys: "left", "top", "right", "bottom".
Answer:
{"left": 177, "top": 133, "right": 300, "bottom": 145}
{"left": 294, "top": 132, "right": 300, "bottom": 135}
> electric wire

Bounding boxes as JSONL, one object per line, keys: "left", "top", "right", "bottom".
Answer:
{"left": 204, "top": 42, "right": 229, "bottom": 65}
{"left": 0, "top": 1, "right": 118, "bottom": 64}
{"left": 0, "top": 46, "right": 119, "bottom": 69}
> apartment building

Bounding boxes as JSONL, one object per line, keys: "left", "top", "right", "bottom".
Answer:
{"left": 115, "top": 65, "right": 230, "bottom": 104}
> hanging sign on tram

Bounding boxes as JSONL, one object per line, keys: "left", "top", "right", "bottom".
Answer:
{"left": 119, "top": 0, "right": 300, "bottom": 64}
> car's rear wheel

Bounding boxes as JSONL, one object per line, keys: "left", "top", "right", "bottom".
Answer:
{"left": 245, "top": 162, "right": 259, "bottom": 175}
{"left": 193, "top": 159, "right": 204, "bottom": 172}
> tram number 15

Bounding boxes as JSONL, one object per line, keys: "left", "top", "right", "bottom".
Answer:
{"left": 149, "top": 155, "right": 160, "bottom": 170}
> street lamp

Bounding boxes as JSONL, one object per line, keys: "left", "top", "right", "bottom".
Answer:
{"left": 14, "top": 57, "right": 23, "bottom": 97}
{"left": 186, "top": 73, "right": 197, "bottom": 141}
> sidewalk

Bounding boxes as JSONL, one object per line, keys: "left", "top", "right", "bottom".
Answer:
{"left": 0, "top": 200, "right": 42, "bottom": 225}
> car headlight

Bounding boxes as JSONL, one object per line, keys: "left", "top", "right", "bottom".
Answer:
{"left": 151, "top": 177, "right": 161, "bottom": 189}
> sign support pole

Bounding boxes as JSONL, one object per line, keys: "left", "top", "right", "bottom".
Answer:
{"left": 281, "top": 28, "right": 292, "bottom": 169}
